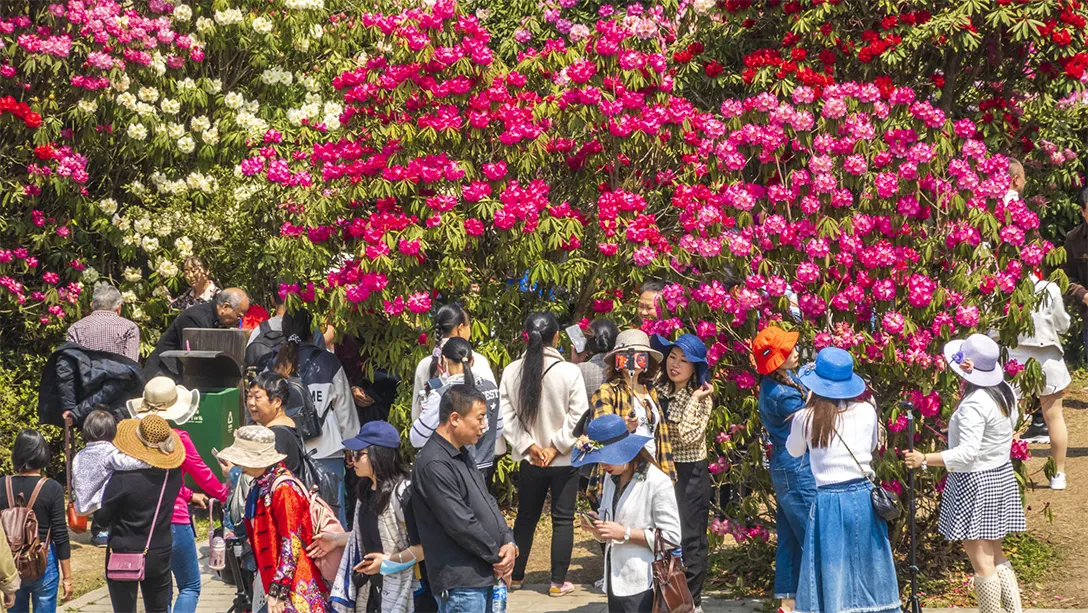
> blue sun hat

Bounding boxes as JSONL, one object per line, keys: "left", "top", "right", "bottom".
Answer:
{"left": 652, "top": 334, "right": 709, "bottom": 386}
{"left": 797, "top": 347, "right": 866, "bottom": 399}
{"left": 571, "top": 414, "right": 652, "bottom": 468}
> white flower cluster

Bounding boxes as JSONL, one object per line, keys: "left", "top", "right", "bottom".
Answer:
{"left": 127, "top": 123, "right": 148, "bottom": 141}
{"left": 236, "top": 111, "right": 269, "bottom": 137}
{"left": 175, "top": 237, "right": 194, "bottom": 258}
{"left": 151, "top": 52, "right": 167, "bottom": 76}
{"left": 77, "top": 98, "right": 98, "bottom": 113}
{"left": 166, "top": 122, "right": 185, "bottom": 138}
{"left": 161, "top": 98, "right": 181, "bottom": 114}
{"left": 260, "top": 68, "right": 293, "bottom": 86}
{"left": 692, "top": 0, "right": 714, "bottom": 13}
{"left": 225, "top": 92, "right": 245, "bottom": 109}
{"left": 98, "top": 198, "right": 118, "bottom": 215}
{"left": 140, "top": 237, "right": 160, "bottom": 254}
{"left": 138, "top": 86, "right": 159, "bottom": 103}
{"left": 252, "top": 16, "right": 274, "bottom": 34}
{"left": 204, "top": 78, "right": 223, "bottom": 94}
{"left": 178, "top": 78, "right": 198, "bottom": 91}
{"left": 123, "top": 267, "right": 142, "bottom": 282}
{"left": 149, "top": 171, "right": 218, "bottom": 195}
{"left": 191, "top": 115, "right": 211, "bottom": 132}
{"left": 233, "top": 184, "right": 262, "bottom": 202}
{"left": 155, "top": 257, "right": 180, "bottom": 278}
{"left": 287, "top": 95, "right": 343, "bottom": 131}
{"left": 285, "top": 0, "right": 324, "bottom": 9}
{"left": 177, "top": 135, "right": 196, "bottom": 154}
{"left": 196, "top": 17, "right": 215, "bottom": 32}
{"left": 185, "top": 172, "right": 218, "bottom": 194}
{"left": 135, "top": 102, "right": 156, "bottom": 117}
{"left": 173, "top": 4, "right": 192, "bottom": 21}
{"left": 201, "top": 127, "right": 220, "bottom": 145}
{"left": 82, "top": 267, "right": 100, "bottom": 283}
{"left": 214, "top": 8, "right": 244, "bottom": 26}
{"left": 117, "top": 92, "right": 136, "bottom": 109}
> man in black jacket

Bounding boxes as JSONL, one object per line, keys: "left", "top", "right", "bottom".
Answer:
{"left": 38, "top": 343, "right": 144, "bottom": 427}
{"left": 144, "top": 288, "right": 250, "bottom": 378}
{"left": 411, "top": 385, "right": 515, "bottom": 612}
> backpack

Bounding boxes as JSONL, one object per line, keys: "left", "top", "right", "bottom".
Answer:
{"left": 271, "top": 473, "right": 345, "bottom": 584}
{"left": 1, "top": 477, "right": 50, "bottom": 581}
{"left": 291, "top": 430, "right": 342, "bottom": 521}
{"left": 285, "top": 378, "right": 324, "bottom": 441}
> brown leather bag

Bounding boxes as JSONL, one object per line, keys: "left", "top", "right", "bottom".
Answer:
{"left": 1, "top": 476, "right": 50, "bottom": 581}
{"left": 64, "top": 423, "right": 88, "bottom": 534}
{"left": 652, "top": 533, "right": 694, "bottom": 613}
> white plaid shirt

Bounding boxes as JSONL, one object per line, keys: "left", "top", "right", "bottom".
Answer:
{"left": 66, "top": 310, "right": 140, "bottom": 361}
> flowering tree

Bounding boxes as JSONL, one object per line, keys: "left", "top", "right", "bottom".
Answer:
{"left": 2, "top": 0, "right": 1086, "bottom": 592}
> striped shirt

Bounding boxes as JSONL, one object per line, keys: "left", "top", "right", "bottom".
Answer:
{"left": 66, "top": 310, "right": 140, "bottom": 361}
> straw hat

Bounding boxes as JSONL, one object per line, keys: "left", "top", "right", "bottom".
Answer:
{"left": 126, "top": 376, "right": 200, "bottom": 425}
{"left": 217, "top": 426, "right": 287, "bottom": 469}
{"left": 605, "top": 329, "right": 663, "bottom": 364}
{"left": 113, "top": 415, "right": 185, "bottom": 470}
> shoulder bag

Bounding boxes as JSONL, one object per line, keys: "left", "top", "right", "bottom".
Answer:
{"left": 833, "top": 427, "right": 900, "bottom": 522}
{"left": 65, "top": 422, "right": 88, "bottom": 534}
{"left": 652, "top": 533, "right": 694, "bottom": 613}
{"left": 106, "top": 470, "right": 170, "bottom": 581}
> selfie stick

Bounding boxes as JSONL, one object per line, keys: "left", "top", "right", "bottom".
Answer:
{"left": 903, "top": 400, "right": 922, "bottom": 613}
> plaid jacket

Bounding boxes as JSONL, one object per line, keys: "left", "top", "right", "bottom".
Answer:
{"left": 655, "top": 382, "right": 712, "bottom": 463}
{"left": 588, "top": 379, "right": 676, "bottom": 498}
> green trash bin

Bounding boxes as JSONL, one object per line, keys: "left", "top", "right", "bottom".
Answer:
{"left": 160, "top": 349, "right": 243, "bottom": 493}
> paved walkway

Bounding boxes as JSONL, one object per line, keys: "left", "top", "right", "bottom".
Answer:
{"left": 58, "top": 553, "right": 1085, "bottom": 613}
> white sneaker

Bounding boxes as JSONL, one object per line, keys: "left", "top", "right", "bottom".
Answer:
{"left": 1050, "top": 473, "right": 1067, "bottom": 490}
{"left": 593, "top": 578, "right": 605, "bottom": 592}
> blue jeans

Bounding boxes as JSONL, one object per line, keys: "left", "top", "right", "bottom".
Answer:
{"left": 171, "top": 523, "right": 201, "bottom": 613}
{"left": 316, "top": 457, "right": 347, "bottom": 526}
{"left": 770, "top": 453, "right": 816, "bottom": 599}
{"left": 435, "top": 586, "right": 493, "bottom": 613}
{"left": 11, "top": 543, "right": 57, "bottom": 613}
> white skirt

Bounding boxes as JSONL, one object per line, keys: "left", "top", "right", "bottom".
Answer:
{"left": 1008, "top": 344, "right": 1070, "bottom": 396}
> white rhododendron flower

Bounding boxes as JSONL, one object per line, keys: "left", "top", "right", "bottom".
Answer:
{"left": 153, "top": 286, "right": 171, "bottom": 300}
{"left": 82, "top": 267, "right": 100, "bottom": 283}
{"left": 285, "top": 0, "right": 324, "bottom": 9}
{"left": 323, "top": 114, "right": 341, "bottom": 130}
{"left": 173, "top": 4, "right": 192, "bottom": 21}
{"left": 302, "top": 75, "right": 320, "bottom": 92}
{"left": 130, "top": 181, "right": 147, "bottom": 196}
{"left": 151, "top": 51, "right": 167, "bottom": 75}
{"left": 178, "top": 78, "right": 197, "bottom": 91}
{"left": 77, "top": 98, "right": 98, "bottom": 113}
{"left": 161, "top": 98, "right": 181, "bottom": 114}
{"left": 127, "top": 123, "right": 148, "bottom": 141}
{"left": 135, "top": 102, "right": 156, "bottom": 117}
{"left": 112, "top": 215, "right": 131, "bottom": 231}
{"left": 204, "top": 78, "right": 223, "bottom": 94}
{"left": 310, "top": 23, "right": 323, "bottom": 39}
{"left": 130, "top": 307, "right": 147, "bottom": 321}
{"left": 141, "top": 237, "right": 160, "bottom": 253}
{"left": 245, "top": 99, "right": 260, "bottom": 113}
{"left": 260, "top": 68, "right": 293, "bottom": 86}
{"left": 177, "top": 135, "right": 196, "bottom": 154}
{"left": 133, "top": 217, "right": 153, "bottom": 235}
{"left": 175, "top": 237, "right": 195, "bottom": 256}
{"left": 214, "top": 8, "right": 243, "bottom": 25}
{"left": 156, "top": 258, "right": 180, "bottom": 278}
{"left": 123, "top": 267, "right": 143, "bottom": 282}
{"left": 196, "top": 16, "right": 214, "bottom": 32}
{"left": 201, "top": 127, "right": 220, "bottom": 145}
{"left": 154, "top": 219, "right": 173, "bottom": 237}
{"left": 116, "top": 92, "right": 137, "bottom": 109}
{"left": 138, "top": 86, "right": 159, "bottom": 103}
{"left": 224, "top": 92, "right": 244, "bottom": 109}
{"left": 98, "top": 198, "right": 118, "bottom": 215}
{"left": 122, "top": 234, "right": 140, "bottom": 247}
{"left": 112, "top": 74, "right": 131, "bottom": 91}
{"left": 693, "top": 0, "right": 714, "bottom": 13}
{"left": 166, "top": 123, "right": 184, "bottom": 139}
{"left": 252, "top": 16, "right": 274, "bottom": 34}
{"left": 121, "top": 290, "right": 138, "bottom": 303}
{"left": 190, "top": 116, "right": 211, "bottom": 132}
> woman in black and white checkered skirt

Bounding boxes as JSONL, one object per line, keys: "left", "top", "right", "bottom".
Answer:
{"left": 903, "top": 334, "right": 1026, "bottom": 613}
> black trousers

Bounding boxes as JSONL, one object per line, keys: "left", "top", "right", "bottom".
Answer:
{"left": 675, "top": 460, "right": 710, "bottom": 605}
{"left": 607, "top": 587, "right": 655, "bottom": 612}
{"left": 107, "top": 547, "right": 173, "bottom": 613}
{"left": 511, "top": 462, "right": 579, "bottom": 583}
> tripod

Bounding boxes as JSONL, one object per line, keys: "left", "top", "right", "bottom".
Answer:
{"left": 225, "top": 537, "right": 253, "bottom": 613}
{"left": 905, "top": 406, "right": 922, "bottom": 613}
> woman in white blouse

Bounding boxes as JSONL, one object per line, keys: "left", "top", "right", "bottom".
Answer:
{"left": 786, "top": 348, "right": 899, "bottom": 613}
{"left": 904, "top": 334, "right": 1025, "bottom": 613}
{"left": 574, "top": 413, "right": 681, "bottom": 613}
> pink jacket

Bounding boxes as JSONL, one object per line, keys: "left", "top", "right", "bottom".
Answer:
{"left": 174, "top": 429, "right": 229, "bottom": 525}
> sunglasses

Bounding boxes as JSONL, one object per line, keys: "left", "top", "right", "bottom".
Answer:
{"left": 614, "top": 350, "right": 649, "bottom": 372}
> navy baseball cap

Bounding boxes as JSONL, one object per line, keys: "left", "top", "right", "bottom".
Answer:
{"left": 343, "top": 420, "right": 401, "bottom": 450}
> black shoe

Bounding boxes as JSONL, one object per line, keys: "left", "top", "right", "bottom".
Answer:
{"left": 1021, "top": 421, "right": 1050, "bottom": 444}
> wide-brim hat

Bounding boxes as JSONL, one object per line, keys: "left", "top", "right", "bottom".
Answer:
{"left": 571, "top": 414, "right": 652, "bottom": 468}
{"left": 751, "top": 326, "right": 800, "bottom": 375}
{"left": 652, "top": 334, "right": 709, "bottom": 386}
{"left": 126, "top": 376, "right": 200, "bottom": 425}
{"left": 605, "top": 329, "right": 663, "bottom": 364}
{"left": 944, "top": 334, "right": 1004, "bottom": 387}
{"left": 217, "top": 425, "right": 287, "bottom": 469}
{"left": 797, "top": 347, "right": 866, "bottom": 400}
{"left": 113, "top": 415, "right": 185, "bottom": 470}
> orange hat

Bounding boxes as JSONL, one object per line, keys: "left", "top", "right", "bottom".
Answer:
{"left": 751, "top": 326, "right": 800, "bottom": 375}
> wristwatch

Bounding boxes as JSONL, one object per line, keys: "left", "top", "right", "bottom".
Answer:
{"left": 622, "top": 527, "right": 631, "bottom": 543}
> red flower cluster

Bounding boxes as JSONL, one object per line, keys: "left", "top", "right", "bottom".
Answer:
{"left": 0, "top": 96, "right": 41, "bottom": 128}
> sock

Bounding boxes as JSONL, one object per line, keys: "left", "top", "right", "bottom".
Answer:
{"left": 975, "top": 573, "right": 1003, "bottom": 613}
{"left": 996, "top": 562, "right": 1023, "bottom": 613}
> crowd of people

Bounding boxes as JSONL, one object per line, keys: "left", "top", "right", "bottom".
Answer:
{"left": 10, "top": 182, "right": 1085, "bottom": 613}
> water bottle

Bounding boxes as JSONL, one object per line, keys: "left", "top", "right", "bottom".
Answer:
{"left": 209, "top": 536, "right": 226, "bottom": 571}
{"left": 493, "top": 580, "right": 507, "bottom": 613}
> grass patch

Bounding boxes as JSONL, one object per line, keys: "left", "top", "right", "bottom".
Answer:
{"left": 1006, "top": 532, "right": 1056, "bottom": 583}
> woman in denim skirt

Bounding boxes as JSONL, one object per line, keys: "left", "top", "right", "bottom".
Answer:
{"left": 753, "top": 326, "right": 815, "bottom": 613}
{"left": 903, "top": 335, "right": 1025, "bottom": 613}
{"left": 786, "top": 348, "right": 900, "bottom": 613}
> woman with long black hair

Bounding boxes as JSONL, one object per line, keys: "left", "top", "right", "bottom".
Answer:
{"left": 411, "top": 303, "right": 496, "bottom": 425}
{"left": 499, "top": 312, "right": 589, "bottom": 596}
{"left": 410, "top": 338, "right": 502, "bottom": 477}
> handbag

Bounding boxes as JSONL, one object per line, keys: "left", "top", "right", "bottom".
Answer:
{"left": 833, "top": 428, "right": 901, "bottom": 522}
{"left": 651, "top": 534, "right": 695, "bottom": 613}
{"left": 64, "top": 423, "right": 88, "bottom": 534}
{"left": 106, "top": 470, "right": 170, "bottom": 582}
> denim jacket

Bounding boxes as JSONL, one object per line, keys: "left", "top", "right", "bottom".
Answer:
{"left": 758, "top": 374, "right": 808, "bottom": 471}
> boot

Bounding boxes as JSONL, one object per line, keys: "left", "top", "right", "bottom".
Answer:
{"left": 975, "top": 573, "right": 1003, "bottom": 613}
{"left": 996, "top": 562, "right": 1024, "bottom": 613}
